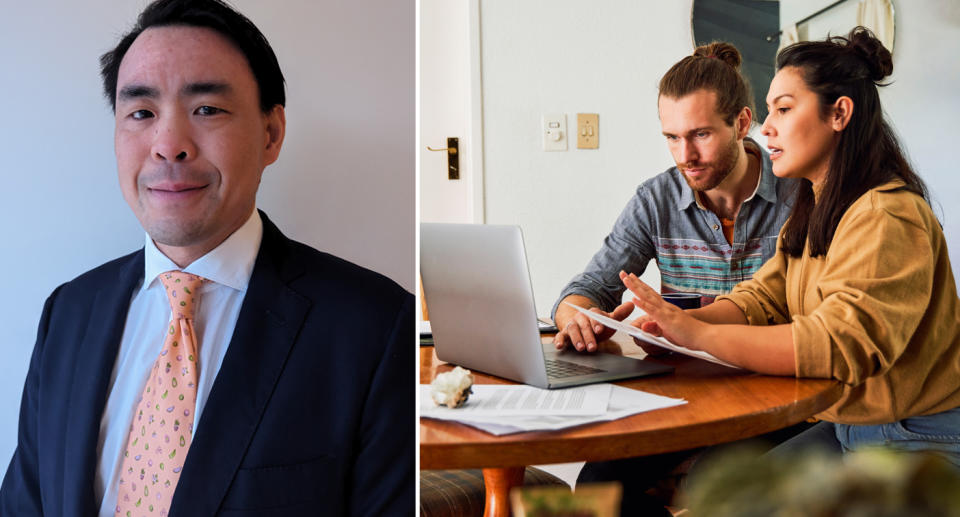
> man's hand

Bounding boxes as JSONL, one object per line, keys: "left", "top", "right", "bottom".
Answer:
{"left": 553, "top": 297, "right": 634, "bottom": 352}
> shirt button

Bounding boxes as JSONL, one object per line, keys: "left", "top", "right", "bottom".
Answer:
{"left": 712, "top": 224, "right": 719, "bottom": 230}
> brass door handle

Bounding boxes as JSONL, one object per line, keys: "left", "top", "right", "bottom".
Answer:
{"left": 427, "top": 145, "right": 457, "bottom": 155}
{"left": 427, "top": 137, "right": 459, "bottom": 180}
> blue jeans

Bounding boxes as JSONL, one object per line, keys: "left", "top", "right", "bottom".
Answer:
{"left": 771, "top": 407, "right": 960, "bottom": 467}
{"left": 836, "top": 406, "right": 960, "bottom": 466}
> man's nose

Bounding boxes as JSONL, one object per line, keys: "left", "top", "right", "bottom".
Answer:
{"left": 151, "top": 114, "right": 196, "bottom": 162}
{"left": 680, "top": 139, "right": 698, "bottom": 164}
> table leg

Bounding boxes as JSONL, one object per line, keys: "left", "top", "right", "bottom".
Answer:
{"left": 482, "top": 466, "right": 525, "bottom": 517}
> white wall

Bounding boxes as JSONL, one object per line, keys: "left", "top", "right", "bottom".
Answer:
{"left": 479, "top": 0, "right": 691, "bottom": 314}
{"left": 479, "top": 0, "right": 960, "bottom": 315}
{"left": 0, "top": 0, "right": 412, "bottom": 469}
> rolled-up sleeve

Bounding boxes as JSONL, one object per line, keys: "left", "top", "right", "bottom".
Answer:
{"left": 552, "top": 187, "right": 658, "bottom": 316}
{"left": 791, "top": 206, "right": 934, "bottom": 385}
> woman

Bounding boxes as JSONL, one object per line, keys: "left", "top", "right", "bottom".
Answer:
{"left": 626, "top": 27, "right": 960, "bottom": 462}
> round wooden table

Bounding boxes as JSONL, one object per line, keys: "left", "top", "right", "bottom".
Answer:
{"left": 420, "top": 339, "right": 843, "bottom": 517}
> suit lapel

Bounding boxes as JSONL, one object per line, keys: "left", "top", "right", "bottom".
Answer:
{"left": 172, "top": 214, "right": 311, "bottom": 516}
{"left": 62, "top": 251, "right": 143, "bottom": 517}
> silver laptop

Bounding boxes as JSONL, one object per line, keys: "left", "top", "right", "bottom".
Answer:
{"left": 420, "top": 223, "right": 673, "bottom": 389}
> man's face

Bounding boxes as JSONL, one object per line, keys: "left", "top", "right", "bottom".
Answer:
{"left": 658, "top": 89, "right": 742, "bottom": 192}
{"left": 114, "top": 25, "right": 283, "bottom": 261}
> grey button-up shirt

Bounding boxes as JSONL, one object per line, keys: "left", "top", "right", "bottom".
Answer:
{"left": 552, "top": 138, "right": 797, "bottom": 317}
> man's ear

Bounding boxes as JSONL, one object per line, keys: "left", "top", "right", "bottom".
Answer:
{"left": 735, "top": 106, "right": 752, "bottom": 140}
{"left": 831, "top": 96, "right": 853, "bottom": 132}
{"left": 263, "top": 105, "right": 286, "bottom": 166}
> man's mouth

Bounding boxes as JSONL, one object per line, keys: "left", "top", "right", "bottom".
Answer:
{"left": 768, "top": 146, "right": 783, "bottom": 159}
{"left": 149, "top": 182, "right": 206, "bottom": 192}
{"left": 146, "top": 183, "right": 208, "bottom": 201}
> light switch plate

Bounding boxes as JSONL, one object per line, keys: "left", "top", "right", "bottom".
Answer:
{"left": 577, "top": 113, "right": 599, "bottom": 149}
{"left": 542, "top": 113, "right": 567, "bottom": 151}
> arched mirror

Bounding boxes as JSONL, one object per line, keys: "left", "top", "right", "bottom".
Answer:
{"left": 692, "top": 0, "right": 780, "bottom": 124}
{"left": 692, "top": 0, "right": 896, "bottom": 125}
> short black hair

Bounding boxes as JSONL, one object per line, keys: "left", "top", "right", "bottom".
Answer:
{"left": 99, "top": 0, "right": 285, "bottom": 112}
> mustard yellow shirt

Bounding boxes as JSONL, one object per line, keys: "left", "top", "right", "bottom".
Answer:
{"left": 719, "top": 181, "right": 960, "bottom": 424}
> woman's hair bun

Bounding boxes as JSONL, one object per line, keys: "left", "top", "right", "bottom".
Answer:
{"left": 693, "top": 41, "right": 742, "bottom": 71}
{"left": 845, "top": 26, "right": 893, "bottom": 81}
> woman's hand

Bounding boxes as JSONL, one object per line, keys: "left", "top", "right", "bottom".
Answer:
{"left": 627, "top": 314, "right": 671, "bottom": 356}
{"left": 621, "top": 271, "right": 796, "bottom": 374}
{"left": 620, "top": 271, "right": 709, "bottom": 351}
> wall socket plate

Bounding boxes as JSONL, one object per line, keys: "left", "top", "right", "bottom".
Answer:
{"left": 542, "top": 113, "right": 567, "bottom": 151}
{"left": 577, "top": 113, "right": 599, "bottom": 149}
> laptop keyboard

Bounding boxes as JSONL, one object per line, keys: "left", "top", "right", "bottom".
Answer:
{"left": 545, "top": 358, "right": 605, "bottom": 378}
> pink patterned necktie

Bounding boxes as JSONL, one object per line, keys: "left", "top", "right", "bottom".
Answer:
{"left": 116, "top": 271, "right": 206, "bottom": 517}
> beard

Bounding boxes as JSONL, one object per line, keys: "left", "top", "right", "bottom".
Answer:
{"left": 679, "top": 133, "right": 740, "bottom": 192}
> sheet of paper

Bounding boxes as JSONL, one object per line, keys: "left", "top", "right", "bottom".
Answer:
{"left": 420, "top": 384, "right": 687, "bottom": 436}
{"left": 421, "top": 383, "right": 611, "bottom": 416}
{"left": 537, "top": 318, "right": 558, "bottom": 332}
{"left": 420, "top": 320, "right": 432, "bottom": 336}
{"left": 565, "top": 302, "right": 740, "bottom": 369}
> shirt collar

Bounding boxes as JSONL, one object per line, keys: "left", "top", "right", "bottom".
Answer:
{"left": 676, "top": 137, "right": 777, "bottom": 211}
{"left": 677, "top": 171, "right": 698, "bottom": 210}
{"left": 142, "top": 209, "right": 263, "bottom": 292}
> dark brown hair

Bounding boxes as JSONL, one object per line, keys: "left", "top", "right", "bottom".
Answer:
{"left": 659, "top": 42, "right": 754, "bottom": 126}
{"left": 99, "top": 0, "right": 285, "bottom": 113}
{"left": 777, "top": 27, "right": 927, "bottom": 257}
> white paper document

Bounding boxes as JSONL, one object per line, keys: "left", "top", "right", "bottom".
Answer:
{"left": 420, "top": 383, "right": 687, "bottom": 436}
{"left": 422, "top": 383, "right": 611, "bottom": 417}
{"left": 565, "top": 302, "right": 740, "bottom": 369}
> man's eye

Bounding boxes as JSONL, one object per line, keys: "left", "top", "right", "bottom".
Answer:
{"left": 131, "top": 110, "right": 154, "bottom": 120}
{"left": 196, "top": 106, "right": 223, "bottom": 116}
{"left": 778, "top": 107, "right": 790, "bottom": 114}
{"left": 696, "top": 131, "right": 708, "bottom": 138}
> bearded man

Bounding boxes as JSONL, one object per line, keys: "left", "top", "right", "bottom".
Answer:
{"left": 553, "top": 42, "right": 798, "bottom": 354}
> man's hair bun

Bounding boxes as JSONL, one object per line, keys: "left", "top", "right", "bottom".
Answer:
{"left": 693, "top": 42, "right": 742, "bottom": 71}
{"left": 660, "top": 40, "right": 753, "bottom": 126}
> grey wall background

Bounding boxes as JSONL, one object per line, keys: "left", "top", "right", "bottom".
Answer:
{"left": 0, "top": 0, "right": 413, "bottom": 468}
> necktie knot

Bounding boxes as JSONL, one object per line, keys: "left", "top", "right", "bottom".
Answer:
{"left": 159, "top": 271, "right": 206, "bottom": 319}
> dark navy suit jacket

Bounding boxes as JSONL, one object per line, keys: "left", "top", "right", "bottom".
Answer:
{"left": 0, "top": 212, "right": 414, "bottom": 516}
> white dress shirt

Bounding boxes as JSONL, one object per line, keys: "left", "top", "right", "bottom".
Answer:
{"left": 95, "top": 210, "right": 263, "bottom": 516}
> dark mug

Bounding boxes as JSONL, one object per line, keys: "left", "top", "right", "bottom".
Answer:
{"left": 661, "top": 292, "right": 702, "bottom": 310}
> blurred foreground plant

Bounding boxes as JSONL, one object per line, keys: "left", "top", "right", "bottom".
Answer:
{"left": 682, "top": 446, "right": 960, "bottom": 517}
{"left": 511, "top": 482, "right": 620, "bottom": 517}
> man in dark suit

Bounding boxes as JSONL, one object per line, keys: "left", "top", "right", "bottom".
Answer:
{"left": 0, "top": 1, "right": 413, "bottom": 515}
